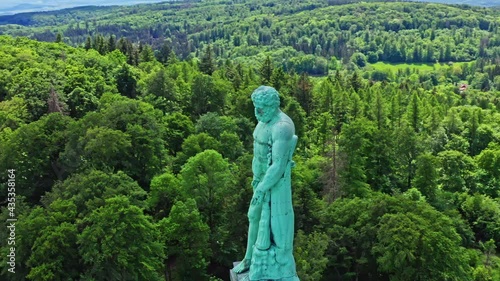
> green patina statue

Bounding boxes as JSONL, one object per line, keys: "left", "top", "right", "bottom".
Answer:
{"left": 232, "top": 86, "right": 300, "bottom": 281}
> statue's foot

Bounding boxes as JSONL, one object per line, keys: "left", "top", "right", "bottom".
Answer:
{"left": 233, "top": 259, "right": 251, "bottom": 273}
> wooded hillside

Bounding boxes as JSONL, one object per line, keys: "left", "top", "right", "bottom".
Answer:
{"left": 0, "top": 0, "right": 499, "bottom": 74}
{"left": 0, "top": 1, "right": 499, "bottom": 280}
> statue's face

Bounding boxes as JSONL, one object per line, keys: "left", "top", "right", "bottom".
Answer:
{"left": 254, "top": 102, "right": 277, "bottom": 123}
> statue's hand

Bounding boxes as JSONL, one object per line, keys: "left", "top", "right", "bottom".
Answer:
{"left": 251, "top": 189, "right": 264, "bottom": 206}
{"left": 251, "top": 179, "right": 260, "bottom": 188}
{"left": 247, "top": 201, "right": 260, "bottom": 220}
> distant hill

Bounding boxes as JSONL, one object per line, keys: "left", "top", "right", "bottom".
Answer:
{"left": 0, "top": 0, "right": 498, "bottom": 17}
{"left": 0, "top": 0, "right": 498, "bottom": 16}
{"left": 0, "top": 3, "right": 57, "bottom": 15}
{"left": 412, "top": 0, "right": 500, "bottom": 7}
{"left": 0, "top": 0, "right": 498, "bottom": 68}
{"left": 0, "top": 0, "right": 169, "bottom": 15}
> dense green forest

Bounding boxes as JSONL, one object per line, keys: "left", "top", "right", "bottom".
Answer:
{"left": 0, "top": 0, "right": 500, "bottom": 280}
{"left": 1, "top": 0, "right": 500, "bottom": 73}
{"left": 416, "top": 0, "right": 500, "bottom": 7}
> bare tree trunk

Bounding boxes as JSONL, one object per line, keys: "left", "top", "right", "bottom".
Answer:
{"left": 322, "top": 130, "right": 344, "bottom": 202}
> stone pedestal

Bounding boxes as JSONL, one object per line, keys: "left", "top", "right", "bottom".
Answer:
{"left": 230, "top": 260, "right": 300, "bottom": 281}
{"left": 252, "top": 247, "right": 300, "bottom": 281}
{"left": 230, "top": 262, "right": 250, "bottom": 281}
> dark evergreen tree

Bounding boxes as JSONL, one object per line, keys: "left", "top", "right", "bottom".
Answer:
{"left": 156, "top": 40, "right": 172, "bottom": 65}
{"left": 295, "top": 72, "right": 313, "bottom": 116}
{"left": 115, "top": 64, "right": 138, "bottom": 98}
{"left": 259, "top": 55, "right": 274, "bottom": 85}
{"left": 199, "top": 44, "right": 216, "bottom": 75}
{"left": 107, "top": 35, "right": 116, "bottom": 52}
{"left": 84, "top": 36, "right": 91, "bottom": 50}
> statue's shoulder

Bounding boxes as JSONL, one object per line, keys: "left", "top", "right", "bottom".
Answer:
{"left": 277, "top": 112, "right": 295, "bottom": 128}
{"left": 271, "top": 113, "right": 295, "bottom": 138}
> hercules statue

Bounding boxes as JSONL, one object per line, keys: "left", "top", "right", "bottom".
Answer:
{"left": 232, "top": 86, "right": 300, "bottom": 281}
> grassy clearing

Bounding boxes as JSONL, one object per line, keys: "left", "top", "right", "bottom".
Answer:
{"left": 368, "top": 61, "right": 470, "bottom": 73}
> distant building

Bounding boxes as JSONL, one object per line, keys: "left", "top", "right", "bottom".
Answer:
{"left": 459, "top": 83, "right": 468, "bottom": 92}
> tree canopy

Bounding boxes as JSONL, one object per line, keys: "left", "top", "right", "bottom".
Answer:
{"left": 0, "top": 0, "right": 500, "bottom": 280}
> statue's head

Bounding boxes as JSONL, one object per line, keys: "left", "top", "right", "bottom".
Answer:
{"left": 251, "top": 86, "right": 280, "bottom": 123}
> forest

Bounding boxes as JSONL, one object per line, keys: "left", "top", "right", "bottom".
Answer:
{"left": 415, "top": 0, "right": 500, "bottom": 7}
{"left": 0, "top": 0, "right": 499, "bottom": 280}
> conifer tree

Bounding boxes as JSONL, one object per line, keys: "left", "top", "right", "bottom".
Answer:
{"left": 270, "top": 66, "right": 286, "bottom": 91}
{"left": 407, "top": 92, "right": 421, "bottom": 133}
{"left": 107, "top": 35, "right": 116, "bottom": 52}
{"left": 295, "top": 72, "right": 313, "bottom": 116}
{"left": 156, "top": 40, "right": 172, "bottom": 65}
{"left": 55, "top": 32, "right": 62, "bottom": 43}
{"left": 259, "top": 55, "right": 273, "bottom": 85}
{"left": 95, "top": 34, "right": 106, "bottom": 55}
{"left": 199, "top": 44, "right": 216, "bottom": 75}
{"left": 84, "top": 36, "right": 91, "bottom": 50}
{"left": 350, "top": 71, "right": 362, "bottom": 92}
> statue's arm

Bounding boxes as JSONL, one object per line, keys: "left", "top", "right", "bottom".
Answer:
{"left": 254, "top": 121, "right": 294, "bottom": 195}
{"left": 251, "top": 156, "right": 260, "bottom": 187}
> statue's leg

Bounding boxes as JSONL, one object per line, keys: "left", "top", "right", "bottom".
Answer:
{"left": 233, "top": 201, "right": 262, "bottom": 273}
{"left": 245, "top": 202, "right": 262, "bottom": 259}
